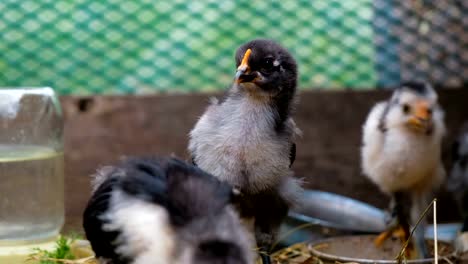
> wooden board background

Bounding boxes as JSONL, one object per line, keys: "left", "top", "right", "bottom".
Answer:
{"left": 61, "top": 89, "right": 468, "bottom": 233}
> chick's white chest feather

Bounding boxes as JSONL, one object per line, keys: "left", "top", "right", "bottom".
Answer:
{"left": 365, "top": 128, "right": 442, "bottom": 193}
{"left": 362, "top": 101, "right": 445, "bottom": 194}
{"left": 189, "top": 97, "right": 292, "bottom": 192}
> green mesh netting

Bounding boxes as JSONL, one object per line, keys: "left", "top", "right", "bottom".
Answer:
{"left": 0, "top": 0, "right": 465, "bottom": 95}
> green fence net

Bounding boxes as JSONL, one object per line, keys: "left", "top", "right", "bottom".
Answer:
{"left": 0, "top": 0, "right": 466, "bottom": 95}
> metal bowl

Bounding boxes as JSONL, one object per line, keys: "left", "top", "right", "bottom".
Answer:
{"left": 277, "top": 190, "right": 386, "bottom": 247}
{"left": 278, "top": 190, "right": 461, "bottom": 247}
{"left": 291, "top": 190, "right": 387, "bottom": 232}
{"left": 309, "top": 235, "right": 456, "bottom": 263}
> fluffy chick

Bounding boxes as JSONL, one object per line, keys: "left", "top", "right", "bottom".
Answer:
{"left": 188, "top": 39, "right": 302, "bottom": 264}
{"left": 361, "top": 82, "right": 446, "bottom": 258}
{"left": 83, "top": 156, "right": 253, "bottom": 264}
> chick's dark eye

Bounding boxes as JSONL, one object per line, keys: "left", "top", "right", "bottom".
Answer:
{"left": 261, "top": 58, "right": 275, "bottom": 71}
{"left": 402, "top": 104, "right": 411, "bottom": 114}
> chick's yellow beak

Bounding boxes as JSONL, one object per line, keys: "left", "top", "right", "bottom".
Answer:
{"left": 407, "top": 100, "right": 431, "bottom": 130}
{"left": 235, "top": 49, "right": 252, "bottom": 83}
{"left": 237, "top": 49, "right": 251, "bottom": 72}
{"left": 414, "top": 100, "right": 431, "bottom": 120}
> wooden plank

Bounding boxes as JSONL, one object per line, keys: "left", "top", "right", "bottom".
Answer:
{"left": 61, "top": 89, "right": 468, "bottom": 233}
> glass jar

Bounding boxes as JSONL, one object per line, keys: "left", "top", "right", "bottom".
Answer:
{"left": 0, "top": 87, "right": 64, "bottom": 244}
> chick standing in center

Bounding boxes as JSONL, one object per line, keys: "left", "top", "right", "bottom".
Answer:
{"left": 189, "top": 39, "right": 302, "bottom": 264}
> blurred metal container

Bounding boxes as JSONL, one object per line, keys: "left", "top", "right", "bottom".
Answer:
{"left": 292, "top": 190, "right": 387, "bottom": 232}
{"left": 279, "top": 190, "right": 461, "bottom": 247}
{"left": 309, "top": 235, "right": 456, "bottom": 263}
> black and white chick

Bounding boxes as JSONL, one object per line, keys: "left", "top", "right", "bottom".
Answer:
{"left": 361, "top": 82, "right": 446, "bottom": 258}
{"left": 83, "top": 156, "right": 253, "bottom": 264}
{"left": 188, "top": 39, "right": 302, "bottom": 264}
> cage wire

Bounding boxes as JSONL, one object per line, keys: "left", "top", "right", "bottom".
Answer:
{"left": 0, "top": 0, "right": 466, "bottom": 95}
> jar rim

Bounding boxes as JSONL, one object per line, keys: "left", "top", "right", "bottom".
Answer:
{"left": 0, "top": 87, "right": 55, "bottom": 96}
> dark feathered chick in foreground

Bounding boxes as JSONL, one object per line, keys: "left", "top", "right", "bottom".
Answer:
{"left": 361, "top": 82, "right": 446, "bottom": 258}
{"left": 83, "top": 157, "right": 253, "bottom": 264}
{"left": 189, "top": 39, "right": 302, "bottom": 264}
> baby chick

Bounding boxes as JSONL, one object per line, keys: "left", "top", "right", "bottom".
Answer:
{"left": 361, "top": 82, "right": 446, "bottom": 258}
{"left": 189, "top": 39, "right": 302, "bottom": 264}
{"left": 83, "top": 157, "right": 253, "bottom": 264}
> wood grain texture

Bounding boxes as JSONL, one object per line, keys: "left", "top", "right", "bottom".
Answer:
{"left": 61, "top": 89, "right": 468, "bottom": 233}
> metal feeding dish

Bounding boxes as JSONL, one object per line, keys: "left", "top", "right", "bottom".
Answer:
{"left": 291, "top": 190, "right": 387, "bottom": 232}
{"left": 279, "top": 190, "right": 461, "bottom": 247}
{"left": 309, "top": 235, "right": 456, "bottom": 263}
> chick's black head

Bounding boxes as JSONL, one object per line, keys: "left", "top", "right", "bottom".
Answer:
{"left": 234, "top": 39, "right": 297, "bottom": 96}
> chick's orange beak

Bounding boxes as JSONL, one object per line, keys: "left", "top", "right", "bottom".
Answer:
{"left": 237, "top": 49, "right": 251, "bottom": 72}
{"left": 407, "top": 100, "right": 431, "bottom": 130}
{"left": 235, "top": 49, "right": 253, "bottom": 84}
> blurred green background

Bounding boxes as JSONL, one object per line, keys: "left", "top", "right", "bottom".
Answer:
{"left": 0, "top": 0, "right": 464, "bottom": 94}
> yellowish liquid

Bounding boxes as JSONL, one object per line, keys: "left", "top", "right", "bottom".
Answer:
{"left": 0, "top": 145, "right": 64, "bottom": 244}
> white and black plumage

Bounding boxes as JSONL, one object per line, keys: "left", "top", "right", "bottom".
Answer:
{"left": 83, "top": 157, "right": 253, "bottom": 264}
{"left": 447, "top": 122, "right": 468, "bottom": 232}
{"left": 188, "top": 39, "right": 302, "bottom": 264}
{"left": 361, "top": 82, "right": 446, "bottom": 258}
